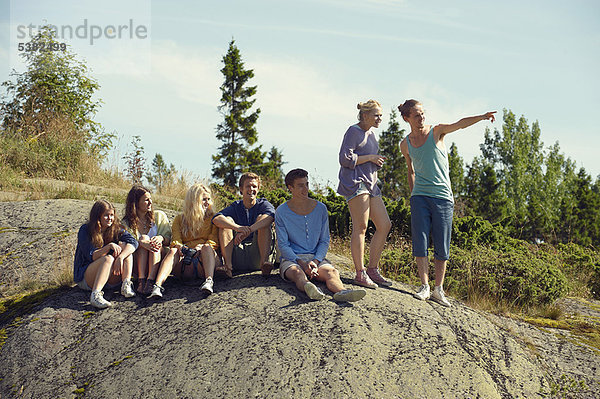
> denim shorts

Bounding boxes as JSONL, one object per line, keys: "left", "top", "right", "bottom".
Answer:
{"left": 410, "top": 195, "right": 454, "bottom": 260}
{"left": 345, "top": 182, "right": 379, "bottom": 202}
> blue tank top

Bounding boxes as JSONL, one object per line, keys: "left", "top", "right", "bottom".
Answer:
{"left": 407, "top": 128, "right": 454, "bottom": 202}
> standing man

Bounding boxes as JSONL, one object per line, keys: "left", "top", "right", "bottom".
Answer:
{"left": 276, "top": 168, "right": 366, "bottom": 302}
{"left": 212, "top": 172, "right": 276, "bottom": 276}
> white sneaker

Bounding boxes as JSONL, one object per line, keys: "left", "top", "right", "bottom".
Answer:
{"left": 90, "top": 291, "right": 112, "bottom": 309}
{"left": 148, "top": 284, "right": 164, "bottom": 299}
{"left": 431, "top": 286, "right": 451, "bottom": 307}
{"left": 201, "top": 277, "right": 214, "bottom": 294}
{"left": 413, "top": 284, "right": 431, "bottom": 300}
{"left": 304, "top": 282, "right": 326, "bottom": 301}
{"left": 120, "top": 280, "right": 136, "bottom": 298}
{"left": 333, "top": 289, "right": 366, "bottom": 302}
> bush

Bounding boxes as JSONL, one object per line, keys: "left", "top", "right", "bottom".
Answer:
{"left": 448, "top": 242, "right": 568, "bottom": 307}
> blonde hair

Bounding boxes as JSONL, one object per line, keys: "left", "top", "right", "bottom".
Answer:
{"left": 181, "top": 183, "right": 215, "bottom": 238}
{"left": 357, "top": 99, "right": 382, "bottom": 121}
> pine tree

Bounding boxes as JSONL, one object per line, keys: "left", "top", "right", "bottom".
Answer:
{"left": 448, "top": 142, "right": 465, "bottom": 199}
{"left": 379, "top": 109, "right": 409, "bottom": 199}
{"left": 212, "top": 39, "right": 263, "bottom": 187}
{"left": 123, "top": 135, "right": 146, "bottom": 184}
{"left": 147, "top": 153, "right": 177, "bottom": 193}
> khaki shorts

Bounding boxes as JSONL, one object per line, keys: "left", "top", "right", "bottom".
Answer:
{"left": 279, "top": 254, "right": 331, "bottom": 281}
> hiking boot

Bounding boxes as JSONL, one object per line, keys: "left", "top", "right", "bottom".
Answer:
{"left": 90, "top": 291, "right": 112, "bottom": 309}
{"left": 121, "top": 280, "right": 136, "bottom": 298}
{"left": 354, "top": 269, "right": 377, "bottom": 289}
{"left": 333, "top": 289, "right": 366, "bottom": 302}
{"left": 413, "top": 284, "right": 431, "bottom": 300}
{"left": 201, "top": 277, "right": 214, "bottom": 294}
{"left": 366, "top": 267, "right": 392, "bottom": 287}
{"left": 431, "top": 286, "right": 451, "bottom": 307}
{"left": 148, "top": 284, "right": 164, "bottom": 299}
{"left": 304, "top": 281, "right": 326, "bottom": 301}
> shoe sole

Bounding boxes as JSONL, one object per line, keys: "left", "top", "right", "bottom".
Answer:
{"left": 353, "top": 279, "right": 378, "bottom": 289}
{"left": 333, "top": 289, "right": 366, "bottom": 302}
{"left": 413, "top": 293, "right": 430, "bottom": 300}
{"left": 148, "top": 292, "right": 163, "bottom": 299}
{"left": 431, "top": 295, "right": 451, "bottom": 307}
{"left": 304, "top": 282, "right": 326, "bottom": 300}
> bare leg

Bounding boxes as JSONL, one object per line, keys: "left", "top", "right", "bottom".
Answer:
{"left": 284, "top": 265, "right": 309, "bottom": 292}
{"left": 433, "top": 258, "right": 447, "bottom": 287}
{"left": 255, "top": 214, "right": 273, "bottom": 272}
{"left": 416, "top": 256, "right": 429, "bottom": 285}
{"left": 135, "top": 248, "right": 149, "bottom": 279}
{"left": 148, "top": 249, "right": 161, "bottom": 280}
{"left": 155, "top": 247, "right": 180, "bottom": 287}
{"left": 218, "top": 225, "right": 234, "bottom": 276}
{"left": 367, "top": 196, "right": 391, "bottom": 269}
{"left": 348, "top": 194, "right": 370, "bottom": 273}
{"left": 84, "top": 255, "right": 115, "bottom": 291}
{"left": 200, "top": 244, "right": 217, "bottom": 280}
{"left": 315, "top": 265, "right": 344, "bottom": 293}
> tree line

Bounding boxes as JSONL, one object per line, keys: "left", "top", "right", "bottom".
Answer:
{"left": 1, "top": 26, "right": 599, "bottom": 248}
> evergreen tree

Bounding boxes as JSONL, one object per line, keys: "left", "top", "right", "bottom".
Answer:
{"left": 258, "top": 146, "right": 286, "bottom": 189}
{"left": 379, "top": 109, "right": 409, "bottom": 199}
{"left": 448, "top": 142, "right": 465, "bottom": 199}
{"left": 464, "top": 157, "right": 507, "bottom": 223}
{"left": 559, "top": 169, "right": 600, "bottom": 246}
{"left": 147, "top": 153, "right": 176, "bottom": 193}
{"left": 212, "top": 39, "right": 263, "bottom": 187}
{"left": 480, "top": 110, "right": 545, "bottom": 239}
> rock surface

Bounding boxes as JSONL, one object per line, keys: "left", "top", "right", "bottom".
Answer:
{"left": 0, "top": 200, "right": 599, "bottom": 398}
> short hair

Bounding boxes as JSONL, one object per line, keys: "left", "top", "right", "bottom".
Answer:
{"left": 357, "top": 99, "right": 382, "bottom": 121}
{"left": 397, "top": 99, "right": 422, "bottom": 118}
{"left": 239, "top": 172, "right": 261, "bottom": 191}
{"left": 285, "top": 168, "right": 308, "bottom": 188}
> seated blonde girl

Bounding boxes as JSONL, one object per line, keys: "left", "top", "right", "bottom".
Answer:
{"left": 122, "top": 185, "right": 172, "bottom": 295}
{"left": 149, "top": 183, "right": 222, "bottom": 298}
{"left": 73, "top": 200, "right": 139, "bottom": 309}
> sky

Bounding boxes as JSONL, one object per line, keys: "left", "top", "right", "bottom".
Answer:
{"left": 1, "top": 0, "right": 599, "bottom": 188}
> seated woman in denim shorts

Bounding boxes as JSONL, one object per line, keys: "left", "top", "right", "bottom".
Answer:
{"left": 398, "top": 98, "right": 496, "bottom": 307}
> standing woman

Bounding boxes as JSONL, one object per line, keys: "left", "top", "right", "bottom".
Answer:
{"left": 399, "top": 99, "right": 496, "bottom": 307}
{"left": 122, "top": 185, "right": 172, "bottom": 295}
{"left": 73, "top": 200, "right": 139, "bottom": 309}
{"left": 150, "top": 183, "right": 222, "bottom": 297}
{"left": 338, "top": 99, "right": 393, "bottom": 289}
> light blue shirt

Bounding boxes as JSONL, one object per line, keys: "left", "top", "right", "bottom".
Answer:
{"left": 275, "top": 201, "right": 330, "bottom": 262}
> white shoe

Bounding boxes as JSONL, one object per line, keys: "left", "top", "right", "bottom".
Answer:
{"left": 201, "top": 277, "right": 214, "bottom": 294}
{"left": 120, "top": 280, "right": 136, "bottom": 298}
{"left": 333, "top": 289, "right": 366, "bottom": 302}
{"left": 148, "top": 284, "right": 164, "bottom": 299}
{"left": 431, "top": 286, "right": 451, "bottom": 307}
{"left": 413, "top": 284, "right": 431, "bottom": 300}
{"left": 304, "top": 282, "right": 326, "bottom": 301}
{"left": 90, "top": 291, "right": 112, "bottom": 309}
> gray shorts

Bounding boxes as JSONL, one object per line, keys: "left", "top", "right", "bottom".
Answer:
{"left": 280, "top": 254, "right": 331, "bottom": 281}
{"left": 232, "top": 229, "right": 276, "bottom": 271}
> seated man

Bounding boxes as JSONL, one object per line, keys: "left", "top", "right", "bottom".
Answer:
{"left": 276, "top": 168, "right": 366, "bottom": 302}
{"left": 212, "top": 172, "right": 276, "bottom": 276}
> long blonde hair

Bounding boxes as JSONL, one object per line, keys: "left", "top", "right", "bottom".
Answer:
{"left": 181, "top": 183, "right": 214, "bottom": 238}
